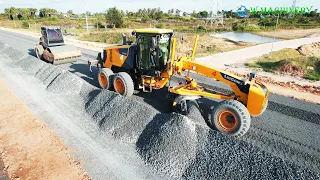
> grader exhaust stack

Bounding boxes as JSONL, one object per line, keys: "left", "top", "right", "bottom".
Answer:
{"left": 34, "top": 26, "right": 82, "bottom": 65}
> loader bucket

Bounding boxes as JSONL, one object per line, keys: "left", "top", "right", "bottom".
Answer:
{"left": 47, "top": 45, "right": 82, "bottom": 65}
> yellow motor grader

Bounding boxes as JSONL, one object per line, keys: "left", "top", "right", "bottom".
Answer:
{"left": 88, "top": 28, "right": 270, "bottom": 137}
{"left": 34, "top": 26, "right": 82, "bottom": 65}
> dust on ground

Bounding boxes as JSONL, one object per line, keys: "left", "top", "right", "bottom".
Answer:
{"left": 0, "top": 78, "right": 90, "bottom": 180}
{"left": 252, "top": 28, "right": 320, "bottom": 40}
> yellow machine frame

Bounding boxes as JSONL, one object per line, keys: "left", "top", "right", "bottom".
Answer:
{"left": 136, "top": 35, "right": 269, "bottom": 117}
{"left": 96, "top": 32, "right": 270, "bottom": 117}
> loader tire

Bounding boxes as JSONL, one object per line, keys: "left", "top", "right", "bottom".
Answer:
{"left": 98, "top": 68, "right": 114, "bottom": 90}
{"left": 113, "top": 72, "right": 134, "bottom": 97}
{"left": 211, "top": 100, "right": 251, "bottom": 138}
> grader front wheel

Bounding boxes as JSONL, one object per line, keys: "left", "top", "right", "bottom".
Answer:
{"left": 211, "top": 100, "right": 251, "bottom": 138}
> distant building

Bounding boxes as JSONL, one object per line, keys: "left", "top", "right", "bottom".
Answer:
{"left": 175, "top": 9, "right": 183, "bottom": 16}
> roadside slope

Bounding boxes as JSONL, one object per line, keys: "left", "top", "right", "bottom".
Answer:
{"left": 0, "top": 78, "right": 89, "bottom": 180}
{"left": 196, "top": 37, "right": 320, "bottom": 68}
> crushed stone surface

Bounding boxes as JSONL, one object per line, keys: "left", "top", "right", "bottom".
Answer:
{"left": 84, "top": 90, "right": 159, "bottom": 143}
{"left": 0, "top": 41, "right": 319, "bottom": 179}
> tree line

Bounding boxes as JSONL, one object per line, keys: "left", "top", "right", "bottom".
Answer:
{"left": 4, "top": 7, "right": 60, "bottom": 20}
{"left": 3, "top": 6, "right": 320, "bottom": 29}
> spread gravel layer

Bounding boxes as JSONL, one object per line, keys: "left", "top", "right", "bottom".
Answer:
{"left": 0, "top": 42, "right": 319, "bottom": 179}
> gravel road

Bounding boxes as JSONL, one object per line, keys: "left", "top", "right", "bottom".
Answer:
{"left": 0, "top": 30, "right": 319, "bottom": 179}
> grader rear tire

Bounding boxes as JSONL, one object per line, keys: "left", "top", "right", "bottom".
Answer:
{"left": 211, "top": 100, "right": 251, "bottom": 138}
{"left": 113, "top": 72, "right": 134, "bottom": 97}
{"left": 98, "top": 68, "right": 114, "bottom": 90}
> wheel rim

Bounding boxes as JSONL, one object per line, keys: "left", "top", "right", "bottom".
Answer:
{"left": 218, "top": 110, "right": 239, "bottom": 131}
{"left": 114, "top": 78, "right": 125, "bottom": 95}
{"left": 99, "top": 73, "right": 108, "bottom": 88}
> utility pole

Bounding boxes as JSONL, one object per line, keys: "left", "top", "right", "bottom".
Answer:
{"left": 83, "top": 0, "right": 89, "bottom": 33}
{"left": 271, "top": 14, "right": 280, "bottom": 52}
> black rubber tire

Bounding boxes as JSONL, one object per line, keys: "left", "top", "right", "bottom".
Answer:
{"left": 113, "top": 72, "right": 134, "bottom": 97}
{"left": 98, "top": 68, "right": 114, "bottom": 90}
{"left": 211, "top": 100, "right": 251, "bottom": 138}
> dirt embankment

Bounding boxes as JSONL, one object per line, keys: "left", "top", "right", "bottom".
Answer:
{"left": 252, "top": 28, "right": 320, "bottom": 40}
{"left": 0, "top": 78, "right": 90, "bottom": 180}
{"left": 297, "top": 42, "right": 320, "bottom": 57}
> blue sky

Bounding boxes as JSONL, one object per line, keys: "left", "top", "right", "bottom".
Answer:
{"left": 0, "top": 0, "right": 318, "bottom": 14}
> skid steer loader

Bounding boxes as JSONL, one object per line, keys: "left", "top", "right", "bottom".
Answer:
{"left": 88, "top": 28, "right": 270, "bottom": 138}
{"left": 34, "top": 26, "right": 82, "bottom": 65}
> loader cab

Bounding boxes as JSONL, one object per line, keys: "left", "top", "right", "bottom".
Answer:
{"left": 134, "top": 28, "right": 173, "bottom": 76}
{"left": 40, "top": 27, "right": 65, "bottom": 47}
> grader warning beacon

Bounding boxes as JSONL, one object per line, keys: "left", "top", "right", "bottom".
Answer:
{"left": 88, "top": 28, "right": 270, "bottom": 138}
{"left": 34, "top": 26, "right": 82, "bottom": 65}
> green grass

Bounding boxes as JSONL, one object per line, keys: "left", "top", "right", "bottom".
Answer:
{"left": 304, "top": 70, "right": 320, "bottom": 81}
{"left": 78, "top": 31, "right": 133, "bottom": 44}
{"left": 246, "top": 48, "right": 320, "bottom": 81}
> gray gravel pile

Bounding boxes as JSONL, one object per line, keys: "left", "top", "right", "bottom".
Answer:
{"left": 185, "top": 100, "right": 207, "bottom": 126}
{"left": 2, "top": 46, "right": 16, "bottom": 57}
{"left": 241, "top": 124, "right": 320, "bottom": 173}
{"left": 46, "top": 71, "right": 84, "bottom": 95}
{"left": 0, "top": 42, "right": 8, "bottom": 53}
{"left": 137, "top": 112, "right": 319, "bottom": 179}
{"left": 34, "top": 64, "right": 64, "bottom": 86}
{"left": 14, "top": 56, "right": 47, "bottom": 74}
{"left": 268, "top": 101, "right": 320, "bottom": 124}
{"left": 136, "top": 113, "right": 197, "bottom": 178}
{"left": 83, "top": 89, "right": 159, "bottom": 143}
{"left": 0, "top": 42, "right": 5, "bottom": 49}
{"left": 183, "top": 126, "right": 320, "bottom": 179}
{"left": 7, "top": 48, "right": 25, "bottom": 60}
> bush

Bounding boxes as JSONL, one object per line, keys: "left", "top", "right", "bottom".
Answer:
{"left": 243, "top": 25, "right": 261, "bottom": 32}
{"left": 94, "top": 21, "right": 105, "bottom": 28}
{"left": 298, "top": 17, "right": 310, "bottom": 24}
{"left": 141, "top": 15, "right": 150, "bottom": 23}
{"left": 155, "top": 23, "right": 165, "bottom": 28}
{"left": 22, "top": 21, "right": 29, "bottom": 29}
{"left": 232, "top": 22, "right": 245, "bottom": 31}
{"left": 197, "top": 25, "right": 206, "bottom": 31}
